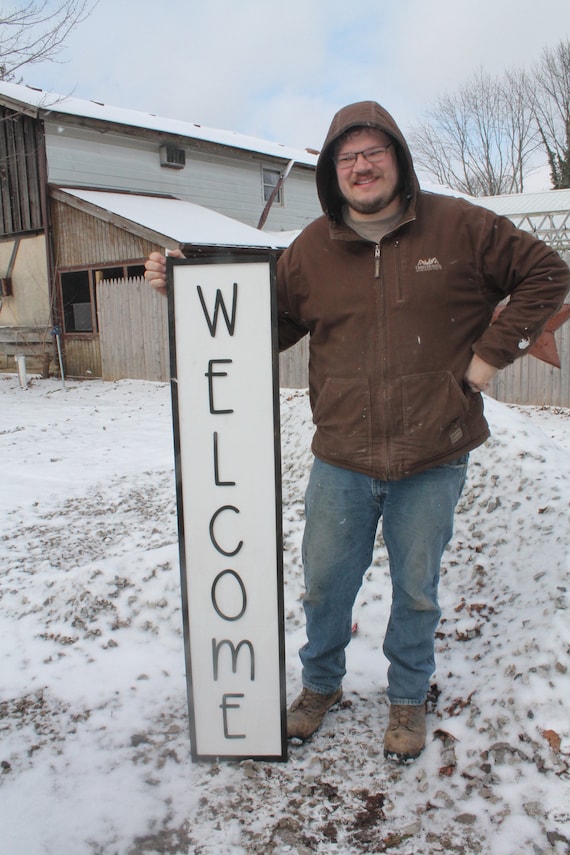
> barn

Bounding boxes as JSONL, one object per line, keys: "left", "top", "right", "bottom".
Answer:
{"left": 0, "top": 80, "right": 318, "bottom": 379}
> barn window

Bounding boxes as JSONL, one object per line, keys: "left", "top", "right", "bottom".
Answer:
{"left": 262, "top": 168, "right": 283, "bottom": 205}
{"left": 60, "top": 270, "right": 97, "bottom": 332}
{"left": 126, "top": 263, "right": 145, "bottom": 277}
{"left": 58, "top": 262, "right": 146, "bottom": 334}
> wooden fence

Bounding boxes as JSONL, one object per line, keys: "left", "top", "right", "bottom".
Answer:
{"left": 97, "top": 276, "right": 310, "bottom": 388}
{"left": 97, "top": 277, "right": 570, "bottom": 406}
{"left": 488, "top": 328, "right": 570, "bottom": 406}
{"left": 98, "top": 277, "right": 170, "bottom": 382}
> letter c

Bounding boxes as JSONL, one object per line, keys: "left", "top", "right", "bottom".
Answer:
{"left": 209, "top": 505, "right": 243, "bottom": 557}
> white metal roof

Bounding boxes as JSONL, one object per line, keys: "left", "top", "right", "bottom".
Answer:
{"left": 477, "top": 189, "right": 570, "bottom": 216}
{"left": 0, "top": 80, "right": 318, "bottom": 167}
{"left": 56, "top": 188, "right": 298, "bottom": 249}
{"left": 476, "top": 190, "right": 570, "bottom": 252}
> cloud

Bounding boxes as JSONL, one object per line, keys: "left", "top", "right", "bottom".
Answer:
{"left": 22, "top": 0, "right": 570, "bottom": 157}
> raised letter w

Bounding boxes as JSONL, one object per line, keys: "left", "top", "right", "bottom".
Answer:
{"left": 197, "top": 283, "right": 238, "bottom": 336}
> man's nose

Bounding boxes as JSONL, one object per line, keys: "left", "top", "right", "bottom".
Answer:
{"left": 353, "top": 151, "right": 372, "bottom": 169}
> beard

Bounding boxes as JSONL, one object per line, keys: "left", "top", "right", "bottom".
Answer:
{"left": 343, "top": 180, "right": 402, "bottom": 216}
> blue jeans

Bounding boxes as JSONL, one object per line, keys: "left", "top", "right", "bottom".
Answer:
{"left": 300, "top": 455, "right": 468, "bottom": 705}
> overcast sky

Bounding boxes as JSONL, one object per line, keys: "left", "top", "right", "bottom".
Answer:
{"left": 20, "top": 0, "right": 570, "bottom": 189}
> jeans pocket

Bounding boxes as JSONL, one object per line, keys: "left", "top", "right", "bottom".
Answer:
{"left": 437, "top": 453, "right": 469, "bottom": 470}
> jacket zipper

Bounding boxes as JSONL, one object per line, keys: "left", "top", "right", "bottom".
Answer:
{"left": 374, "top": 243, "right": 381, "bottom": 278}
{"left": 374, "top": 239, "right": 392, "bottom": 478}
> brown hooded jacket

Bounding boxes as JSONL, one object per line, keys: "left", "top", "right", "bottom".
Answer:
{"left": 277, "top": 101, "right": 569, "bottom": 479}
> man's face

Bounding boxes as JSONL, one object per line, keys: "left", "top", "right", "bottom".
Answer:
{"left": 335, "top": 127, "right": 401, "bottom": 219}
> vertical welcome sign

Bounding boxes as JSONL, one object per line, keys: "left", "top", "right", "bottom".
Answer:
{"left": 168, "top": 255, "right": 287, "bottom": 761}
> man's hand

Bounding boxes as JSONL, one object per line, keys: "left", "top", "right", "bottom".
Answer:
{"left": 464, "top": 354, "right": 499, "bottom": 394}
{"left": 144, "top": 249, "right": 184, "bottom": 296}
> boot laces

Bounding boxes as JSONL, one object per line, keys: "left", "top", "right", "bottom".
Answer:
{"left": 392, "top": 705, "right": 420, "bottom": 730}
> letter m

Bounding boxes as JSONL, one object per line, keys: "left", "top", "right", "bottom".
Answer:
{"left": 212, "top": 638, "right": 255, "bottom": 680}
{"left": 197, "top": 283, "right": 238, "bottom": 336}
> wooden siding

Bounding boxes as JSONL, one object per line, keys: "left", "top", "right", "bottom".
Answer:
{"left": 63, "top": 337, "right": 102, "bottom": 378}
{"left": 279, "top": 338, "right": 309, "bottom": 389}
{"left": 98, "top": 277, "right": 169, "bottom": 381}
{"left": 0, "top": 325, "right": 50, "bottom": 373}
{"left": 50, "top": 198, "right": 158, "bottom": 267}
{"left": 97, "top": 276, "right": 309, "bottom": 387}
{"left": 44, "top": 123, "right": 321, "bottom": 233}
{"left": 0, "top": 109, "right": 43, "bottom": 235}
{"left": 49, "top": 200, "right": 162, "bottom": 379}
{"left": 488, "top": 320, "right": 570, "bottom": 406}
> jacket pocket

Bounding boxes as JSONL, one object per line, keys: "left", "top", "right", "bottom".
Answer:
{"left": 312, "top": 378, "right": 371, "bottom": 466}
{"left": 400, "top": 371, "right": 471, "bottom": 469}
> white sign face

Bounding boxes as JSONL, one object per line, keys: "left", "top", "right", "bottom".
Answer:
{"left": 168, "top": 256, "right": 286, "bottom": 761}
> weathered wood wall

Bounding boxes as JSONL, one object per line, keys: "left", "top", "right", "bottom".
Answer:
{"left": 279, "top": 337, "right": 309, "bottom": 390}
{"left": 0, "top": 108, "right": 43, "bottom": 235}
{"left": 488, "top": 321, "right": 570, "bottom": 406}
{"left": 97, "top": 277, "right": 169, "bottom": 381}
{"left": 50, "top": 200, "right": 157, "bottom": 267}
{"left": 97, "top": 276, "right": 310, "bottom": 387}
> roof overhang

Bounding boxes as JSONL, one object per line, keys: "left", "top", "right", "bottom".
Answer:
{"left": 50, "top": 188, "right": 298, "bottom": 252}
{"left": 0, "top": 81, "right": 318, "bottom": 168}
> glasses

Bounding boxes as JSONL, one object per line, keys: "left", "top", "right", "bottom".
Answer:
{"left": 335, "top": 143, "right": 393, "bottom": 169}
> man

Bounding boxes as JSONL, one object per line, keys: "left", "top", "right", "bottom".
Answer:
{"left": 145, "top": 101, "right": 569, "bottom": 763}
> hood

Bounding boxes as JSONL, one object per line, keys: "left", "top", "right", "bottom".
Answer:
{"left": 316, "top": 101, "right": 420, "bottom": 221}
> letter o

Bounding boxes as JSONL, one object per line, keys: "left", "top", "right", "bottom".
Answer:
{"left": 211, "top": 569, "right": 247, "bottom": 621}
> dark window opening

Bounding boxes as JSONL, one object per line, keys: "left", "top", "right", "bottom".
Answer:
{"left": 96, "top": 266, "right": 123, "bottom": 282}
{"left": 127, "top": 264, "right": 145, "bottom": 278}
{"left": 58, "top": 261, "right": 146, "bottom": 334}
{"left": 61, "top": 270, "right": 95, "bottom": 333}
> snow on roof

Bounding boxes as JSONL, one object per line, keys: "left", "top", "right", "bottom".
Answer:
{"left": 422, "top": 183, "right": 570, "bottom": 216}
{"left": 58, "top": 188, "right": 298, "bottom": 249}
{"left": 476, "top": 189, "right": 570, "bottom": 216}
{"left": 0, "top": 80, "right": 318, "bottom": 167}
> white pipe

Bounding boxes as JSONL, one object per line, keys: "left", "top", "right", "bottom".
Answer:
{"left": 14, "top": 353, "right": 28, "bottom": 389}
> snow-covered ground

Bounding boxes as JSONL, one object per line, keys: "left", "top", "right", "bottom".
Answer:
{"left": 1, "top": 374, "right": 569, "bottom": 854}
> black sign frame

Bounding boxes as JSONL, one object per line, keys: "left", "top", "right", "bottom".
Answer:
{"left": 167, "top": 254, "right": 287, "bottom": 762}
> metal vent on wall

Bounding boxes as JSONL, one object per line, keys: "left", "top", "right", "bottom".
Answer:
{"left": 159, "top": 145, "right": 186, "bottom": 169}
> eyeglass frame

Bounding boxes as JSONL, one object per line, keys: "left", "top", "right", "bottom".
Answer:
{"left": 334, "top": 143, "right": 393, "bottom": 169}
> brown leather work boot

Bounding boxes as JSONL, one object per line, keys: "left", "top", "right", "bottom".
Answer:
{"left": 287, "top": 687, "right": 343, "bottom": 740}
{"left": 383, "top": 703, "right": 426, "bottom": 763}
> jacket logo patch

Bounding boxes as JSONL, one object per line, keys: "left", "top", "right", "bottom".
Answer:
{"left": 415, "top": 257, "right": 442, "bottom": 273}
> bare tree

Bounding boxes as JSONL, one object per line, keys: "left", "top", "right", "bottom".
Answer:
{"left": 0, "top": 1, "right": 95, "bottom": 80}
{"left": 502, "top": 69, "right": 541, "bottom": 193}
{"left": 409, "top": 69, "right": 539, "bottom": 196}
{"left": 529, "top": 40, "right": 570, "bottom": 189}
